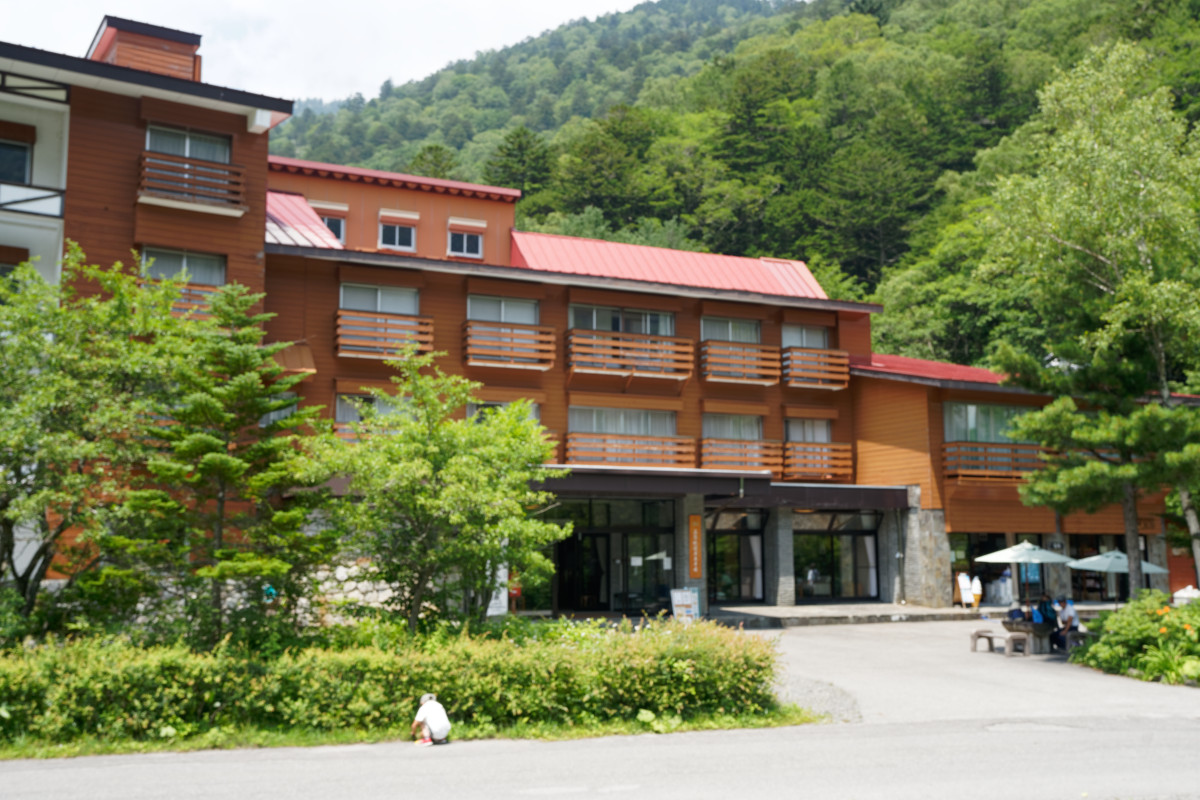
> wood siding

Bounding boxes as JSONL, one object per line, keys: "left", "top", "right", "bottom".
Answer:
{"left": 263, "top": 258, "right": 856, "bottom": 463}
{"left": 268, "top": 170, "right": 515, "bottom": 267}
{"left": 64, "top": 88, "right": 270, "bottom": 294}
{"left": 852, "top": 378, "right": 936, "bottom": 504}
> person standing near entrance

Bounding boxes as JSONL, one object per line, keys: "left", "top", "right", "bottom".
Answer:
{"left": 412, "top": 693, "right": 452, "bottom": 746}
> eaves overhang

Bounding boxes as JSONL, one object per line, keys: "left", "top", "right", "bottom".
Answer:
{"left": 265, "top": 243, "right": 883, "bottom": 315}
{"left": 0, "top": 41, "right": 292, "bottom": 118}
{"left": 849, "top": 366, "right": 1039, "bottom": 396}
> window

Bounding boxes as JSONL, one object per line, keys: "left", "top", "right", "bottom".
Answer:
{"left": 142, "top": 248, "right": 227, "bottom": 286}
{"left": 380, "top": 223, "right": 415, "bottom": 251}
{"left": 321, "top": 216, "right": 345, "bottom": 243}
{"left": 146, "top": 126, "right": 231, "bottom": 164}
{"left": 466, "top": 400, "right": 540, "bottom": 421}
{"left": 0, "top": 140, "right": 31, "bottom": 184}
{"left": 568, "top": 407, "right": 676, "bottom": 437}
{"left": 943, "top": 403, "right": 1032, "bottom": 444}
{"left": 336, "top": 394, "right": 400, "bottom": 424}
{"left": 701, "top": 317, "right": 760, "bottom": 343}
{"left": 340, "top": 283, "right": 418, "bottom": 315}
{"left": 569, "top": 304, "right": 674, "bottom": 336}
{"left": 703, "top": 413, "right": 762, "bottom": 441}
{"left": 260, "top": 393, "right": 297, "bottom": 428}
{"left": 787, "top": 418, "right": 832, "bottom": 444}
{"left": 782, "top": 324, "right": 829, "bottom": 350}
{"left": 468, "top": 295, "right": 538, "bottom": 325}
{"left": 448, "top": 231, "right": 482, "bottom": 258}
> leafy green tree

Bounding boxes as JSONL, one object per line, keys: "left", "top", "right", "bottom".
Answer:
{"left": 482, "top": 126, "right": 554, "bottom": 194}
{"left": 125, "top": 284, "right": 336, "bottom": 648}
{"left": 987, "top": 43, "right": 1200, "bottom": 590}
{"left": 308, "top": 351, "right": 568, "bottom": 631}
{"left": 407, "top": 144, "right": 459, "bottom": 179}
{"left": 0, "top": 246, "right": 182, "bottom": 618}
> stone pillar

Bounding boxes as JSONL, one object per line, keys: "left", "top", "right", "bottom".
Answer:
{"left": 901, "top": 485, "right": 953, "bottom": 607}
{"left": 675, "top": 494, "right": 707, "bottom": 616}
{"left": 1147, "top": 534, "right": 1169, "bottom": 593}
{"left": 876, "top": 509, "right": 901, "bottom": 603}
{"left": 763, "top": 507, "right": 795, "bottom": 606}
{"left": 1045, "top": 530, "right": 1071, "bottom": 600}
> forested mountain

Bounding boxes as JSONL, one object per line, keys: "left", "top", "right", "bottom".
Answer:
{"left": 270, "top": 0, "right": 1200, "bottom": 367}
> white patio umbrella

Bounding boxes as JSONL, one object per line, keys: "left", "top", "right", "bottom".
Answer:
{"left": 975, "top": 541, "right": 1073, "bottom": 602}
{"left": 1067, "top": 550, "right": 1169, "bottom": 608}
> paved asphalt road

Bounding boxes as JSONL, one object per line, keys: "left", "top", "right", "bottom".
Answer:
{"left": 5, "top": 620, "right": 1200, "bottom": 799}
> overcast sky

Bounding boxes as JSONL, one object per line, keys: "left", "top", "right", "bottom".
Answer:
{"left": 6, "top": 0, "right": 646, "bottom": 102}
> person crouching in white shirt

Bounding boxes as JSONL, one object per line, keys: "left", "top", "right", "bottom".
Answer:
{"left": 412, "top": 693, "right": 452, "bottom": 746}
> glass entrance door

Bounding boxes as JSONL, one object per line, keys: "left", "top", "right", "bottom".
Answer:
{"left": 557, "top": 534, "right": 610, "bottom": 611}
{"left": 794, "top": 533, "right": 878, "bottom": 601}
{"left": 618, "top": 533, "right": 673, "bottom": 614}
{"left": 709, "top": 533, "right": 764, "bottom": 603}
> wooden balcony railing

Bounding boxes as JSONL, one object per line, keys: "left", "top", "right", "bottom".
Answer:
{"left": 783, "top": 442, "right": 853, "bottom": 482}
{"left": 138, "top": 151, "right": 247, "bottom": 215}
{"left": 942, "top": 441, "right": 1045, "bottom": 479}
{"left": 565, "top": 432, "right": 696, "bottom": 468}
{"left": 783, "top": 347, "right": 850, "bottom": 390}
{"left": 336, "top": 308, "right": 433, "bottom": 360}
{"left": 700, "top": 342, "right": 781, "bottom": 385}
{"left": 463, "top": 321, "right": 556, "bottom": 370}
{"left": 138, "top": 279, "right": 219, "bottom": 318}
{"left": 0, "top": 180, "right": 64, "bottom": 217}
{"left": 701, "top": 438, "right": 783, "bottom": 475}
{"left": 567, "top": 330, "right": 694, "bottom": 380}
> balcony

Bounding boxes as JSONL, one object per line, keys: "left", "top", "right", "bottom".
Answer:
{"left": 783, "top": 348, "right": 850, "bottom": 390}
{"left": 463, "top": 321, "right": 556, "bottom": 371}
{"left": 138, "top": 152, "right": 247, "bottom": 217}
{"left": 942, "top": 442, "right": 1044, "bottom": 479}
{"left": 336, "top": 308, "right": 434, "bottom": 360}
{"left": 564, "top": 432, "right": 696, "bottom": 468}
{"left": 567, "top": 330, "right": 694, "bottom": 381}
{"left": 700, "top": 342, "right": 781, "bottom": 385}
{"left": 783, "top": 442, "right": 853, "bottom": 482}
{"left": 701, "top": 438, "right": 783, "bottom": 476}
{"left": 0, "top": 181, "right": 64, "bottom": 217}
{"left": 138, "top": 280, "right": 219, "bottom": 318}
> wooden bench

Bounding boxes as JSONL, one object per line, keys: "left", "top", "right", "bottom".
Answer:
{"left": 971, "top": 629, "right": 1028, "bottom": 657}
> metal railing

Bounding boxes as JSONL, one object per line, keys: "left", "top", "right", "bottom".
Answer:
{"left": 567, "top": 330, "right": 694, "bottom": 380}
{"left": 783, "top": 347, "right": 850, "bottom": 390}
{"left": 0, "top": 181, "right": 63, "bottom": 217}
{"left": 335, "top": 308, "right": 434, "bottom": 360}
{"left": 463, "top": 320, "right": 556, "bottom": 370}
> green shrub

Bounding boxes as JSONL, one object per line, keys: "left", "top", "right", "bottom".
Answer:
{"left": 0, "top": 619, "right": 777, "bottom": 744}
{"left": 1072, "top": 590, "right": 1200, "bottom": 684}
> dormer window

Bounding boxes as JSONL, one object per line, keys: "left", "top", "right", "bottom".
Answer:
{"left": 448, "top": 231, "right": 482, "bottom": 258}
{"left": 321, "top": 215, "right": 345, "bottom": 243}
{"left": 380, "top": 222, "right": 415, "bottom": 251}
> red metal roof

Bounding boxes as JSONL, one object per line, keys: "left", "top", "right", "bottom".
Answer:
{"left": 510, "top": 231, "right": 827, "bottom": 300}
{"left": 268, "top": 156, "right": 521, "bottom": 202}
{"left": 851, "top": 353, "right": 1004, "bottom": 385}
{"left": 266, "top": 190, "right": 344, "bottom": 249}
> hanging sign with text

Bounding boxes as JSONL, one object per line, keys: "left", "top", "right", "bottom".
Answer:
{"left": 688, "top": 514, "right": 703, "bottom": 579}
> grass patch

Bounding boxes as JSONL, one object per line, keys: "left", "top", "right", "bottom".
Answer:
{"left": 0, "top": 704, "right": 821, "bottom": 759}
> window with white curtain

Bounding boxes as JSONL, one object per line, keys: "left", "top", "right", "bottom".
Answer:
{"left": 786, "top": 418, "right": 832, "bottom": 443}
{"left": 340, "top": 283, "right": 419, "bottom": 315}
{"left": 569, "top": 304, "right": 674, "bottom": 336}
{"left": 702, "top": 413, "right": 763, "bottom": 440}
{"left": 781, "top": 324, "right": 829, "bottom": 349}
{"left": 943, "top": 403, "right": 1032, "bottom": 443}
{"left": 569, "top": 407, "right": 676, "bottom": 436}
{"left": 701, "top": 317, "right": 760, "bottom": 343}
{"left": 336, "top": 394, "right": 400, "bottom": 424}
{"left": 142, "top": 248, "right": 227, "bottom": 286}
{"left": 468, "top": 295, "right": 538, "bottom": 325}
{"left": 147, "top": 126, "right": 231, "bottom": 163}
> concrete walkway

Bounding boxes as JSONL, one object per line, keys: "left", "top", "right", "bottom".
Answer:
{"left": 711, "top": 600, "right": 1112, "bottom": 628}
